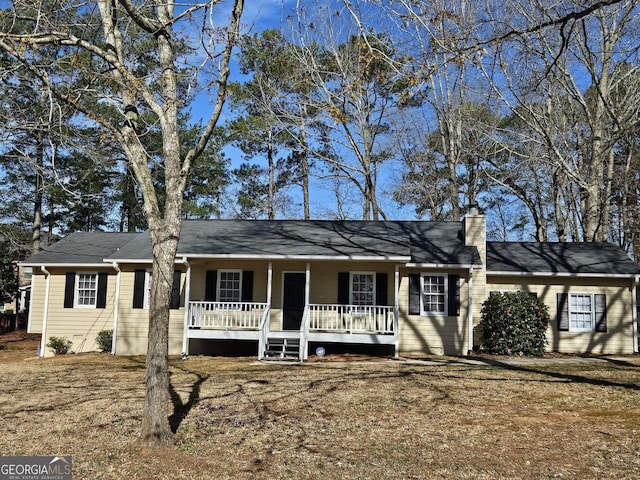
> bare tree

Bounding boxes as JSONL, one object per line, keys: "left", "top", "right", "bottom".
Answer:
{"left": 290, "top": 2, "right": 418, "bottom": 220}
{"left": 0, "top": 0, "right": 244, "bottom": 446}
{"left": 478, "top": 0, "right": 640, "bottom": 242}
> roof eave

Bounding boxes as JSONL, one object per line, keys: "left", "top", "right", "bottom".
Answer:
{"left": 20, "top": 262, "right": 117, "bottom": 268}
{"left": 405, "top": 263, "right": 482, "bottom": 269}
{"left": 488, "top": 270, "right": 640, "bottom": 278}
{"left": 177, "top": 253, "right": 412, "bottom": 262}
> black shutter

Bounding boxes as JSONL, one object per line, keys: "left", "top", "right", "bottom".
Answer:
{"left": 133, "top": 270, "right": 146, "bottom": 309}
{"left": 595, "top": 294, "right": 607, "bottom": 332}
{"left": 96, "top": 272, "right": 108, "bottom": 309}
{"left": 409, "top": 274, "right": 420, "bottom": 315}
{"left": 376, "top": 273, "right": 388, "bottom": 306}
{"left": 448, "top": 275, "right": 460, "bottom": 316}
{"left": 338, "top": 272, "right": 349, "bottom": 304}
{"left": 170, "top": 271, "right": 182, "bottom": 309}
{"left": 205, "top": 270, "right": 217, "bottom": 301}
{"left": 557, "top": 293, "right": 569, "bottom": 331}
{"left": 64, "top": 272, "right": 75, "bottom": 308}
{"left": 241, "top": 270, "right": 254, "bottom": 302}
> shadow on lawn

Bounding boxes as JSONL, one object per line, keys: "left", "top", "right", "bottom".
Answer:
{"left": 473, "top": 357, "right": 640, "bottom": 391}
{"left": 168, "top": 368, "right": 210, "bottom": 433}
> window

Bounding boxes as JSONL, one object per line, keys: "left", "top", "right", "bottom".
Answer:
{"left": 132, "top": 269, "right": 182, "bottom": 309}
{"left": 557, "top": 293, "right": 607, "bottom": 333}
{"left": 143, "top": 271, "right": 152, "bottom": 309}
{"left": 408, "top": 274, "right": 459, "bottom": 317}
{"left": 218, "top": 270, "right": 242, "bottom": 303}
{"left": 64, "top": 272, "right": 107, "bottom": 309}
{"left": 421, "top": 274, "right": 447, "bottom": 315}
{"left": 75, "top": 273, "right": 98, "bottom": 307}
{"left": 569, "top": 294, "right": 593, "bottom": 331}
{"left": 351, "top": 272, "right": 375, "bottom": 306}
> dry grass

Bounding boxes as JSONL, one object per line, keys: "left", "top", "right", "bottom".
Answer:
{"left": 1, "top": 332, "right": 639, "bottom": 479}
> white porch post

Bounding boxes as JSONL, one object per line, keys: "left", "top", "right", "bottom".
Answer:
{"left": 633, "top": 276, "right": 639, "bottom": 353}
{"left": 110, "top": 262, "right": 121, "bottom": 355}
{"left": 267, "top": 262, "right": 273, "bottom": 307}
{"left": 304, "top": 263, "right": 310, "bottom": 360}
{"left": 467, "top": 267, "right": 474, "bottom": 354}
{"left": 181, "top": 258, "right": 191, "bottom": 358}
{"left": 394, "top": 264, "right": 400, "bottom": 358}
{"left": 258, "top": 262, "right": 273, "bottom": 360}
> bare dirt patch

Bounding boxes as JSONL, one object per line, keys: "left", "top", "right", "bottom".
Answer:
{"left": 1, "top": 332, "right": 639, "bottom": 479}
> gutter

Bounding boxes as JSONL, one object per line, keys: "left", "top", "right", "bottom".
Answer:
{"left": 488, "top": 270, "right": 639, "bottom": 279}
{"left": 111, "top": 262, "right": 121, "bottom": 355}
{"left": 39, "top": 266, "right": 51, "bottom": 358}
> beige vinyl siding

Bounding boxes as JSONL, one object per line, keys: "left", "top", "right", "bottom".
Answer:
{"left": 36, "top": 268, "right": 116, "bottom": 356}
{"left": 115, "top": 268, "right": 186, "bottom": 356}
{"left": 188, "top": 260, "right": 270, "bottom": 303}
{"left": 486, "top": 275, "right": 636, "bottom": 354}
{"left": 27, "top": 272, "right": 45, "bottom": 334}
{"left": 397, "top": 269, "right": 471, "bottom": 355}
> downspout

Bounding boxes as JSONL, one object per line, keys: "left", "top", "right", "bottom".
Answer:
{"left": 394, "top": 264, "right": 400, "bottom": 358}
{"left": 632, "top": 275, "right": 639, "bottom": 354}
{"left": 39, "top": 266, "right": 51, "bottom": 358}
{"left": 181, "top": 257, "right": 191, "bottom": 359}
{"left": 467, "top": 267, "right": 474, "bottom": 354}
{"left": 110, "top": 262, "right": 121, "bottom": 355}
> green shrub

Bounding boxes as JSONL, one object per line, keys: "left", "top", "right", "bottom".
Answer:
{"left": 479, "top": 292, "right": 550, "bottom": 356}
{"left": 95, "top": 329, "right": 113, "bottom": 353}
{"left": 47, "top": 336, "right": 73, "bottom": 355}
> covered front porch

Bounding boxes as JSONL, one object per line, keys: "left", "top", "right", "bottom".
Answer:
{"left": 180, "top": 261, "right": 400, "bottom": 360}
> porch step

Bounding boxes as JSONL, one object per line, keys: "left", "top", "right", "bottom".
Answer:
{"left": 263, "top": 337, "right": 300, "bottom": 361}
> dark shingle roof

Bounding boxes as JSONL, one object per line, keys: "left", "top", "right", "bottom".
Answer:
{"left": 21, "top": 232, "right": 140, "bottom": 265}
{"left": 175, "top": 220, "right": 479, "bottom": 265}
{"left": 22, "top": 220, "right": 481, "bottom": 267}
{"left": 25, "top": 222, "right": 639, "bottom": 276}
{"left": 486, "top": 242, "right": 640, "bottom": 275}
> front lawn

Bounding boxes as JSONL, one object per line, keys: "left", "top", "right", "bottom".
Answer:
{"left": 1, "top": 335, "right": 639, "bottom": 479}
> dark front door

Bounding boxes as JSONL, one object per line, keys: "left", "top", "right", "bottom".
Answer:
{"left": 283, "top": 272, "right": 306, "bottom": 330}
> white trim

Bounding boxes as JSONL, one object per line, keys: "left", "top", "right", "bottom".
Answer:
{"left": 567, "top": 293, "right": 596, "bottom": 332}
{"left": 405, "top": 263, "right": 480, "bottom": 269}
{"left": 142, "top": 270, "right": 153, "bottom": 309}
{"left": 39, "top": 266, "right": 51, "bottom": 358}
{"left": 111, "top": 262, "right": 121, "bottom": 355}
{"left": 349, "top": 271, "right": 376, "bottom": 306}
{"left": 266, "top": 262, "right": 273, "bottom": 309}
{"left": 394, "top": 265, "right": 400, "bottom": 358}
{"left": 74, "top": 272, "right": 99, "bottom": 309}
{"left": 489, "top": 271, "right": 638, "bottom": 279}
{"left": 217, "top": 269, "right": 243, "bottom": 303}
{"left": 420, "top": 273, "right": 449, "bottom": 316}
{"left": 176, "top": 253, "right": 411, "bottom": 262}
{"left": 21, "top": 262, "right": 112, "bottom": 268}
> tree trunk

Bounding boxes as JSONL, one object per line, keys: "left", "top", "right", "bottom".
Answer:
{"left": 141, "top": 222, "right": 179, "bottom": 446}
{"left": 267, "top": 129, "right": 275, "bottom": 220}
{"left": 32, "top": 136, "right": 43, "bottom": 255}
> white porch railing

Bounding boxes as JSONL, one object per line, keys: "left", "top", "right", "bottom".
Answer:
{"left": 188, "top": 301, "right": 268, "bottom": 330}
{"left": 307, "top": 304, "right": 395, "bottom": 334}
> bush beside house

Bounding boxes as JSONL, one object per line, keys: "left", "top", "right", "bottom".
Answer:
{"left": 479, "top": 292, "right": 550, "bottom": 356}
